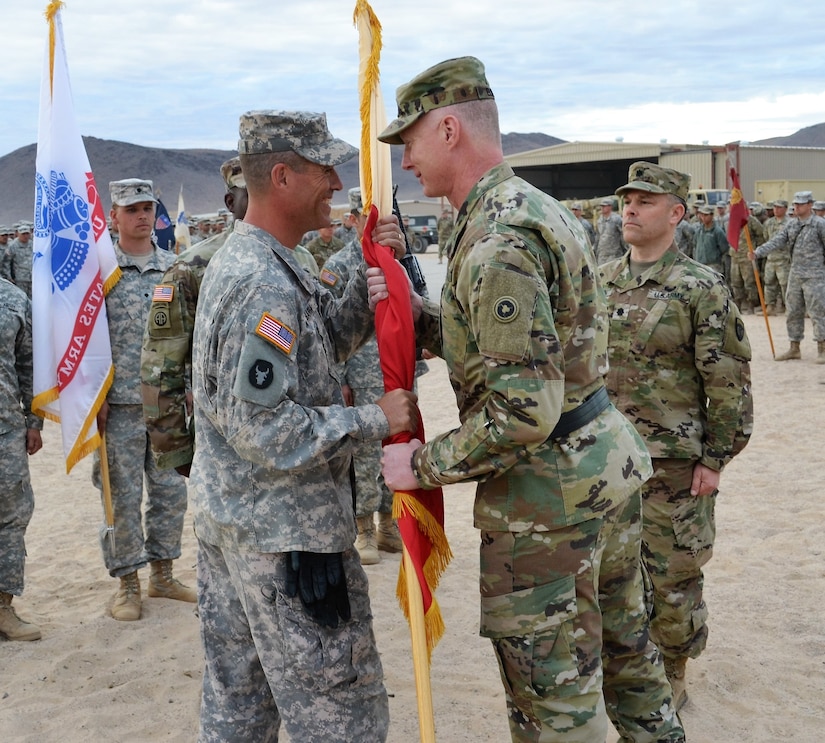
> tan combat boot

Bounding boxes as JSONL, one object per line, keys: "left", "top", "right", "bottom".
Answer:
{"left": 0, "top": 592, "right": 41, "bottom": 641}
{"left": 148, "top": 560, "right": 196, "bottom": 603}
{"left": 764, "top": 304, "right": 775, "bottom": 316}
{"left": 816, "top": 342, "right": 825, "bottom": 365}
{"left": 376, "top": 512, "right": 404, "bottom": 553}
{"left": 112, "top": 572, "right": 141, "bottom": 621}
{"left": 775, "top": 341, "right": 801, "bottom": 361}
{"left": 355, "top": 516, "right": 380, "bottom": 565}
{"left": 664, "top": 656, "right": 688, "bottom": 712}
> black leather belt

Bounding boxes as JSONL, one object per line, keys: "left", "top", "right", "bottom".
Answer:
{"left": 550, "top": 386, "right": 610, "bottom": 440}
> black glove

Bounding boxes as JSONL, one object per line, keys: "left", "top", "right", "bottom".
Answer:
{"left": 284, "top": 551, "right": 351, "bottom": 629}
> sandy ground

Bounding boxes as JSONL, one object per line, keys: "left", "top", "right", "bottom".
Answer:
{"left": 2, "top": 251, "right": 825, "bottom": 741}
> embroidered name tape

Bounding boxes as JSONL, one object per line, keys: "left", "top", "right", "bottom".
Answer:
{"left": 256, "top": 312, "right": 296, "bottom": 355}
{"left": 152, "top": 284, "right": 174, "bottom": 302}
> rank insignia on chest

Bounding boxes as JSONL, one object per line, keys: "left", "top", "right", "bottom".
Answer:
{"left": 256, "top": 312, "right": 296, "bottom": 355}
{"left": 319, "top": 268, "right": 339, "bottom": 287}
{"left": 494, "top": 296, "right": 519, "bottom": 322}
{"left": 152, "top": 284, "right": 174, "bottom": 302}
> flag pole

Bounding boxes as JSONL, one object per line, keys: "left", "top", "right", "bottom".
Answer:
{"left": 744, "top": 226, "right": 776, "bottom": 357}
{"left": 99, "top": 432, "right": 116, "bottom": 551}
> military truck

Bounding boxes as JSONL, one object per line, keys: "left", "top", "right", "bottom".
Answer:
{"left": 686, "top": 189, "right": 730, "bottom": 209}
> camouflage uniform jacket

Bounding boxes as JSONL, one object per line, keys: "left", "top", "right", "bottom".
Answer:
{"left": 304, "top": 234, "right": 344, "bottom": 268}
{"left": 141, "top": 232, "right": 228, "bottom": 469}
{"left": 412, "top": 163, "right": 652, "bottom": 532}
{"left": 693, "top": 223, "right": 729, "bottom": 267}
{"left": 594, "top": 212, "right": 625, "bottom": 264}
{"left": 0, "top": 279, "right": 42, "bottom": 434}
{"left": 0, "top": 239, "right": 33, "bottom": 298}
{"left": 600, "top": 245, "right": 753, "bottom": 471}
{"left": 320, "top": 239, "right": 382, "bottom": 390}
{"left": 190, "top": 221, "right": 388, "bottom": 552}
{"left": 754, "top": 215, "right": 825, "bottom": 277}
{"left": 107, "top": 242, "right": 177, "bottom": 404}
{"left": 733, "top": 215, "right": 765, "bottom": 254}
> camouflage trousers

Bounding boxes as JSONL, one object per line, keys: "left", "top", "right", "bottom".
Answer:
{"left": 479, "top": 491, "right": 684, "bottom": 743}
{"left": 642, "top": 458, "right": 715, "bottom": 660}
{"left": 729, "top": 248, "right": 759, "bottom": 309}
{"left": 92, "top": 404, "right": 188, "bottom": 578}
{"left": 784, "top": 270, "right": 825, "bottom": 342}
{"left": 0, "top": 429, "right": 34, "bottom": 595}
{"left": 349, "top": 385, "right": 393, "bottom": 518}
{"left": 763, "top": 254, "right": 790, "bottom": 307}
{"left": 196, "top": 540, "right": 388, "bottom": 743}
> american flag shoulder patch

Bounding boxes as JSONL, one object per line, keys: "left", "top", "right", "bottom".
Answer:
{"left": 256, "top": 313, "right": 296, "bottom": 355}
{"left": 319, "top": 268, "right": 339, "bottom": 287}
{"left": 152, "top": 284, "right": 174, "bottom": 302}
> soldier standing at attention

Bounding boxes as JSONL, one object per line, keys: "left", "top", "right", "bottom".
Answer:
{"left": 594, "top": 196, "right": 626, "bottom": 264}
{"left": 0, "top": 277, "right": 43, "bottom": 641}
{"left": 376, "top": 57, "right": 684, "bottom": 742}
{"left": 729, "top": 207, "right": 765, "bottom": 314}
{"left": 304, "top": 223, "right": 343, "bottom": 267}
{"left": 569, "top": 201, "right": 596, "bottom": 249}
{"left": 142, "top": 158, "right": 247, "bottom": 476}
{"left": 96, "top": 179, "right": 195, "bottom": 622}
{"left": 436, "top": 207, "right": 454, "bottom": 263}
{"left": 761, "top": 198, "right": 790, "bottom": 315}
{"left": 1, "top": 222, "right": 34, "bottom": 298}
{"left": 190, "top": 110, "right": 417, "bottom": 742}
{"left": 752, "top": 190, "right": 825, "bottom": 362}
{"left": 600, "top": 162, "right": 753, "bottom": 711}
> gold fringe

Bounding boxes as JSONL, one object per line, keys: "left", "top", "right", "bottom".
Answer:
{"left": 393, "top": 490, "right": 453, "bottom": 579}
{"left": 102, "top": 265, "right": 122, "bottom": 296}
{"left": 395, "top": 563, "right": 447, "bottom": 663}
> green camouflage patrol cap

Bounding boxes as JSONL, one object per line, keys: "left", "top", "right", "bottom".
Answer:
{"left": 378, "top": 56, "right": 495, "bottom": 145}
{"left": 348, "top": 187, "right": 363, "bottom": 214}
{"left": 698, "top": 205, "right": 714, "bottom": 215}
{"left": 237, "top": 110, "right": 357, "bottom": 166}
{"left": 220, "top": 157, "right": 245, "bottom": 190}
{"left": 109, "top": 178, "right": 158, "bottom": 207}
{"left": 773, "top": 199, "right": 788, "bottom": 208}
{"left": 615, "top": 162, "right": 690, "bottom": 201}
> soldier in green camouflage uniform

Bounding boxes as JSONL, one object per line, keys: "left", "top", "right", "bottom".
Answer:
{"left": 304, "top": 225, "right": 343, "bottom": 267}
{"left": 729, "top": 212, "right": 765, "bottom": 313}
{"left": 320, "top": 188, "right": 403, "bottom": 565}
{"left": 190, "top": 111, "right": 417, "bottom": 742}
{"left": 600, "top": 162, "right": 753, "bottom": 711}
{"left": 96, "top": 179, "right": 195, "bottom": 622}
{"left": 141, "top": 158, "right": 248, "bottom": 476}
{"left": 1, "top": 222, "right": 34, "bottom": 298}
{"left": 761, "top": 199, "right": 790, "bottom": 314}
{"left": 377, "top": 58, "right": 684, "bottom": 743}
{"left": 0, "top": 278, "right": 44, "bottom": 641}
{"left": 436, "top": 208, "right": 454, "bottom": 263}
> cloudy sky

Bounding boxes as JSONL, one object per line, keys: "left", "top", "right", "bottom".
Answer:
{"left": 5, "top": 0, "right": 825, "bottom": 158}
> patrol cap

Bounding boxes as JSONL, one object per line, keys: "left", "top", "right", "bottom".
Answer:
{"left": 348, "top": 187, "right": 363, "bottom": 214}
{"left": 110, "top": 178, "right": 158, "bottom": 207}
{"left": 220, "top": 157, "right": 246, "bottom": 190}
{"left": 793, "top": 190, "right": 813, "bottom": 204}
{"left": 17, "top": 222, "right": 32, "bottom": 233}
{"left": 814, "top": 200, "right": 825, "bottom": 211}
{"left": 773, "top": 199, "right": 788, "bottom": 208}
{"left": 378, "top": 56, "right": 495, "bottom": 145}
{"left": 237, "top": 110, "right": 357, "bottom": 166}
{"left": 615, "top": 161, "right": 690, "bottom": 202}
{"left": 570, "top": 201, "right": 583, "bottom": 210}
{"left": 698, "top": 205, "right": 714, "bottom": 215}
{"left": 599, "top": 198, "right": 614, "bottom": 207}
{"left": 0, "top": 225, "right": 9, "bottom": 235}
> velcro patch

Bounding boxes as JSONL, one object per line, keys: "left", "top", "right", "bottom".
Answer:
{"left": 319, "top": 268, "right": 339, "bottom": 287}
{"left": 256, "top": 313, "right": 296, "bottom": 356}
{"left": 152, "top": 284, "right": 174, "bottom": 302}
{"left": 249, "top": 359, "right": 274, "bottom": 389}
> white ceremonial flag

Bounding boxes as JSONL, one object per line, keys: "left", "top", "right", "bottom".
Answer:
{"left": 32, "top": 1, "right": 121, "bottom": 471}
{"left": 174, "top": 186, "right": 191, "bottom": 251}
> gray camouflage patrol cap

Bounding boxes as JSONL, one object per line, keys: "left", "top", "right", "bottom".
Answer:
{"left": 109, "top": 178, "right": 158, "bottom": 207}
{"left": 17, "top": 222, "right": 33, "bottom": 233}
{"left": 570, "top": 201, "right": 583, "bottom": 210}
{"left": 616, "top": 161, "right": 690, "bottom": 202}
{"left": 698, "top": 205, "right": 714, "bottom": 215}
{"left": 793, "top": 190, "right": 813, "bottom": 204}
{"left": 348, "top": 187, "right": 363, "bottom": 214}
{"left": 237, "top": 110, "right": 357, "bottom": 166}
{"left": 220, "top": 157, "right": 246, "bottom": 190}
{"left": 773, "top": 199, "right": 788, "bottom": 208}
{"left": 378, "top": 56, "right": 495, "bottom": 145}
{"left": 814, "top": 201, "right": 825, "bottom": 211}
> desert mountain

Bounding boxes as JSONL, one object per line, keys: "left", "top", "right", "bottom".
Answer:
{"left": 0, "top": 132, "right": 562, "bottom": 226}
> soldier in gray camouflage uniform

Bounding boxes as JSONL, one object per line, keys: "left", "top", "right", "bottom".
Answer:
{"left": 320, "top": 187, "right": 403, "bottom": 565}
{"left": 142, "top": 158, "right": 248, "bottom": 476}
{"left": 600, "top": 162, "right": 753, "bottom": 711}
{"left": 190, "top": 110, "right": 417, "bottom": 742}
{"left": 95, "top": 179, "right": 195, "bottom": 622}
{"left": 753, "top": 190, "right": 825, "bottom": 362}
{"left": 761, "top": 198, "right": 790, "bottom": 315}
{"left": 594, "top": 197, "right": 626, "bottom": 264}
{"left": 1, "top": 222, "right": 34, "bottom": 298}
{"left": 569, "top": 201, "right": 596, "bottom": 249}
{"left": 377, "top": 58, "right": 684, "bottom": 743}
{"left": 0, "top": 278, "right": 43, "bottom": 641}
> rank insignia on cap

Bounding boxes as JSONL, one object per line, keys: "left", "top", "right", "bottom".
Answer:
{"left": 319, "top": 268, "right": 339, "bottom": 287}
{"left": 493, "top": 296, "right": 519, "bottom": 323}
{"left": 152, "top": 284, "right": 174, "bottom": 302}
{"left": 256, "top": 312, "right": 296, "bottom": 355}
{"left": 249, "top": 359, "right": 274, "bottom": 389}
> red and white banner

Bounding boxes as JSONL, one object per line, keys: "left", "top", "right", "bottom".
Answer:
{"left": 32, "top": 2, "right": 120, "bottom": 471}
